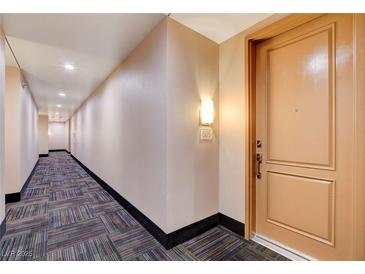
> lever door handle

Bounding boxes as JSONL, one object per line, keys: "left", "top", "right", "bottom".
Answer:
{"left": 256, "top": 153, "right": 263, "bottom": 179}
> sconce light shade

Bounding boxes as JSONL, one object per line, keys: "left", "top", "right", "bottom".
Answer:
{"left": 200, "top": 99, "right": 214, "bottom": 125}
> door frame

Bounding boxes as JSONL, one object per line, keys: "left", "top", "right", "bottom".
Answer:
{"left": 244, "top": 13, "right": 365, "bottom": 260}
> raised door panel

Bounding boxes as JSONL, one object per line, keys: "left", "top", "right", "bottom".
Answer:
{"left": 266, "top": 172, "right": 335, "bottom": 245}
{"left": 266, "top": 25, "right": 335, "bottom": 169}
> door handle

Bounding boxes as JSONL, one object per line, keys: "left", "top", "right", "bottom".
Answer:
{"left": 256, "top": 153, "right": 263, "bottom": 179}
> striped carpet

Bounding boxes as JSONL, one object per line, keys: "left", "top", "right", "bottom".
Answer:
{"left": 0, "top": 152, "right": 288, "bottom": 261}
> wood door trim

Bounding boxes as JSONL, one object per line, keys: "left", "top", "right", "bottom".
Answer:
{"left": 244, "top": 14, "right": 365, "bottom": 260}
{"left": 352, "top": 13, "right": 365, "bottom": 260}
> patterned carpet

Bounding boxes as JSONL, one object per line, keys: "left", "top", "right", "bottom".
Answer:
{"left": 0, "top": 152, "right": 288, "bottom": 261}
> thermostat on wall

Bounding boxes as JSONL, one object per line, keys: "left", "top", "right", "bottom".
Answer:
{"left": 200, "top": 126, "right": 213, "bottom": 141}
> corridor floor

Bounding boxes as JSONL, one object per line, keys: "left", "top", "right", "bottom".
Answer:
{"left": 0, "top": 152, "right": 288, "bottom": 261}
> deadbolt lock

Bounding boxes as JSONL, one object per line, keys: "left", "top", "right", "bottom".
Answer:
{"left": 257, "top": 140, "right": 262, "bottom": 148}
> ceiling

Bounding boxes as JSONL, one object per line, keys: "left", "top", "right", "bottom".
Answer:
{"left": 2, "top": 14, "right": 165, "bottom": 121}
{"left": 171, "top": 13, "right": 272, "bottom": 43}
{"left": 2, "top": 13, "right": 272, "bottom": 121}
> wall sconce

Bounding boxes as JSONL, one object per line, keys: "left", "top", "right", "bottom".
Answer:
{"left": 200, "top": 99, "right": 214, "bottom": 141}
{"left": 200, "top": 99, "right": 214, "bottom": 125}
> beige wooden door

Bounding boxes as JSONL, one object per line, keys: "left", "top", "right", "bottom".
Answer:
{"left": 255, "top": 14, "right": 355, "bottom": 260}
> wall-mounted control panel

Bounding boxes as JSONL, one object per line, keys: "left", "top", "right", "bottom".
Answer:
{"left": 200, "top": 126, "right": 213, "bottom": 141}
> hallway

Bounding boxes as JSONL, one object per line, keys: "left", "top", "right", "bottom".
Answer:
{"left": 0, "top": 152, "right": 287, "bottom": 261}
{"left": 0, "top": 11, "right": 364, "bottom": 264}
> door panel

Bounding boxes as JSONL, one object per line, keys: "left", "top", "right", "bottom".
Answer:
{"left": 255, "top": 14, "right": 354, "bottom": 260}
{"left": 267, "top": 172, "right": 335, "bottom": 244}
{"left": 266, "top": 25, "right": 335, "bottom": 169}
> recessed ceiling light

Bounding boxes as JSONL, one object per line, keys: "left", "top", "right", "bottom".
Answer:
{"left": 64, "top": 63, "right": 74, "bottom": 71}
{"left": 56, "top": 104, "right": 62, "bottom": 108}
{"left": 58, "top": 92, "right": 66, "bottom": 97}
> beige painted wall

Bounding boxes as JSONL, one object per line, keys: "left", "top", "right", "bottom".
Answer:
{"left": 67, "top": 119, "right": 71, "bottom": 152}
{"left": 49, "top": 121, "right": 69, "bottom": 150}
{"left": 166, "top": 19, "right": 219, "bottom": 232}
{"left": 71, "top": 18, "right": 219, "bottom": 233}
{"left": 5, "top": 65, "right": 38, "bottom": 194}
{"left": 5, "top": 66, "right": 21, "bottom": 194}
{"left": 65, "top": 120, "right": 70, "bottom": 151}
{"left": 71, "top": 19, "right": 169, "bottom": 231}
{"left": 38, "top": 115, "right": 49, "bottom": 154}
{"left": 0, "top": 29, "right": 5, "bottom": 223}
{"left": 218, "top": 14, "right": 287, "bottom": 223}
{"left": 219, "top": 34, "right": 246, "bottom": 223}
{"left": 20, "top": 83, "right": 38, "bottom": 186}
{"left": 70, "top": 14, "right": 286, "bottom": 232}
{"left": 70, "top": 117, "right": 75, "bottom": 154}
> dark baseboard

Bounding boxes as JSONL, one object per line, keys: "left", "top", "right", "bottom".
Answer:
{"left": 49, "top": 149, "right": 68, "bottom": 152}
{"left": 70, "top": 154, "right": 169, "bottom": 247}
{"left": 70, "top": 153, "right": 245, "bottom": 249}
{"left": 20, "top": 160, "right": 39, "bottom": 197}
{"left": 218, "top": 213, "right": 245, "bottom": 236}
{"left": 0, "top": 217, "right": 5, "bottom": 241}
{"left": 166, "top": 213, "right": 219, "bottom": 249}
{"left": 39, "top": 154, "right": 49, "bottom": 157}
{"left": 5, "top": 160, "right": 39, "bottom": 204}
{"left": 5, "top": 192, "right": 21, "bottom": 203}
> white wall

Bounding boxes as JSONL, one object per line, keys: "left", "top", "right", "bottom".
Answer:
{"left": 0, "top": 29, "right": 5, "bottom": 224}
{"left": 49, "top": 122, "right": 69, "bottom": 150}
{"left": 71, "top": 18, "right": 219, "bottom": 233}
{"left": 38, "top": 115, "right": 49, "bottom": 154}
{"left": 4, "top": 65, "right": 38, "bottom": 194}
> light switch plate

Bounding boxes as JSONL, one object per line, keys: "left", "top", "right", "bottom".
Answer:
{"left": 200, "top": 126, "right": 213, "bottom": 141}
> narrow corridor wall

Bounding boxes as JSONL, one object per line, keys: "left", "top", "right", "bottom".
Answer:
{"left": 20, "top": 81, "right": 38, "bottom": 188}
{"left": 4, "top": 65, "right": 38, "bottom": 195}
{"left": 5, "top": 66, "right": 21, "bottom": 194}
{"left": 166, "top": 19, "right": 219, "bottom": 232}
{"left": 0, "top": 29, "right": 6, "bottom": 229}
{"left": 71, "top": 17, "right": 220, "bottom": 233}
{"left": 71, "top": 19, "right": 168, "bottom": 231}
